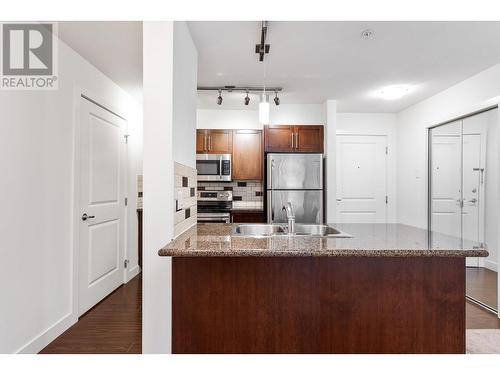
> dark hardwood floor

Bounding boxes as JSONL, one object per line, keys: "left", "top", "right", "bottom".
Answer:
{"left": 466, "top": 267, "right": 498, "bottom": 310}
{"left": 40, "top": 273, "right": 142, "bottom": 354}
{"left": 466, "top": 302, "right": 500, "bottom": 329}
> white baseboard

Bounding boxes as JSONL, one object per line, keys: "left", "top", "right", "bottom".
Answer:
{"left": 126, "top": 264, "right": 141, "bottom": 283}
{"left": 15, "top": 312, "right": 77, "bottom": 354}
{"left": 484, "top": 259, "right": 498, "bottom": 272}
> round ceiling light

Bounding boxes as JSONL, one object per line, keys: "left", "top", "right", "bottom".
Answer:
{"left": 361, "top": 29, "right": 375, "bottom": 40}
{"left": 375, "top": 85, "right": 412, "bottom": 100}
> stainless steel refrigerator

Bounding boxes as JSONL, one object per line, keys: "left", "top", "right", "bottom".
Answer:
{"left": 266, "top": 153, "right": 324, "bottom": 224}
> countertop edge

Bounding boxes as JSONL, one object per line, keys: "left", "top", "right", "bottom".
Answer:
{"left": 158, "top": 249, "right": 488, "bottom": 258}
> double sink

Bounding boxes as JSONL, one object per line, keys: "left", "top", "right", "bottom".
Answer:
{"left": 233, "top": 224, "right": 353, "bottom": 238}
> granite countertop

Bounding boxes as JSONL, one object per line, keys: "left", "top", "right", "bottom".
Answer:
{"left": 158, "top": 223, "right": 488, "bottom": 257}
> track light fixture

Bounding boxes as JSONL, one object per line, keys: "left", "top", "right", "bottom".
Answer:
{"left": 273, "top": 90, "right": 280, "bottom": 106}
{"left": 198, "top": 86, "right": 283, "bottom": 108}
{"left": 216, "top": 89, "right": 223, "bottom": 105}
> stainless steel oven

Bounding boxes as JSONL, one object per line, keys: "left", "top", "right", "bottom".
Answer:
{"left": 197, "top": 190, "right": 232, "bottom": 223}
{"left": 196, "top": 154, "right": 232, "bottom": 182}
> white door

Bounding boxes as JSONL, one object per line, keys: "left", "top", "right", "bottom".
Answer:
{"left": 430, "top": 134, "right": 462, "bottom": 239}
{"left": 336, "top": 135, "right": 387, "bottom": 223}
{"left": 78, "top": 96, "right": 126, "bottom": 316}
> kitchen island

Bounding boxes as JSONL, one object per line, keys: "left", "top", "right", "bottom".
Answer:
{"left": 159, "top": 223, "right": 487, "bottom": 354}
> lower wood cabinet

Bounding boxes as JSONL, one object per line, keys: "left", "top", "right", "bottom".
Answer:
{"left": 231, "top": 211, "right": 266, "bottom": 223}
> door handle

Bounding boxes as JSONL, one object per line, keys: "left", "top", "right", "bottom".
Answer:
{"left": 468, "top": 198, "right": 478, "bottom": 204}
{"left": 336, "top": 198, "right": 342, "bottom": 201}
{"left": 291, "top": 133, "right": 294, "bottom": 149}
{"left": 295, "top": 133, "right": 299, "bottom": 149}
{"left": 81, "top": 213, "right": 95, "bottom": 221}
{"left": 208, "top": 135, "right": 212, "bottom": 151}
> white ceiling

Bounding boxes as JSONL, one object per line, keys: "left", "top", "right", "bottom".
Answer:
{"left": 56, "top": 21, "right": 143, "bottom": 103}
{"left": 190, "top": 21, "right": 500, "bottom": 112}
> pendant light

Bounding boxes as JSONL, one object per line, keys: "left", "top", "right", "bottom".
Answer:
{"left": 259, "top": 52, "right": 270, "bottom": 125}
{"left": 259, "top": 94, "right": 270, "bottom": 125}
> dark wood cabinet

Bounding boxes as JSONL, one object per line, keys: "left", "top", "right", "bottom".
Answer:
{"left": 264, "top": 125, "right": 323, "bottom": 153}
{"left": 231, "top": 211, "right": 266, "bottom": 223}
{"left": 172, "top": 257, "right": 465, "bottom": 353}
{"left": 197, "top": 129, "right": 232, "bottom": 154}
{"left": 196, "top": 130, "right": 207, "bottom": 153}
{"left": 264, "top": 125, "right": 294, "bottom": 152}
{"left": 232, "top": 130, "right": 263, "bottom": 180}
{"left": 295, "top": 125, "right": 324, "bottom": 153}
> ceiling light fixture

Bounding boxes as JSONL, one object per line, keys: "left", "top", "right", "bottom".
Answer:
{"left": 361, "top": 29, "right": 375, "bottom": 40}
{"left": 259, "top": 94, "right": 270, "bottom": 125}
{"left": 375, "top": 85, "right": 412, "bottom": 100}
{"left": 273, "top": 90, "right": 280, "bottom": 106}
{"left": 244, "top": 91, "right": 250, "bottom": 105}
{"left": 216, "top": 89, "right": 223, "bottom": 105}
{"left": 255, "top": 21, "right": 270, "bottom": 62}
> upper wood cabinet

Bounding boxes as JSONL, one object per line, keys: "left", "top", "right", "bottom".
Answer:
{"left": 232, "top": 130, "right": 263, "bottom": 180}
{"left": 264, "top": 125, "right": 294, "bottom": 152}
{"left": 196, "top": 130, "right": 207, "bottom": 153}
{"left": 196, "top": 129, "right": 232, "bottom": 154}
{"left": 264, "top": 125, "right": 324, "bottom": 153}
{"left": 295, "top": 125, "right": 324, "bottom": 153}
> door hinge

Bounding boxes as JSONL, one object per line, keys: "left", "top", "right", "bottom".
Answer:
{"left": 124, "top": 259, "right": 129, "bottom": 268}
{"left": 385, "top": 195, "right": 388, "bottom": 204}
{"left": 125, "top": 197, "right": 128, "bottom": 206}
{"left": 385, "top": 146, "right": 388, "bottom": 155}
{"left": 124, "top": 134, "right": 129, "bottom": 144}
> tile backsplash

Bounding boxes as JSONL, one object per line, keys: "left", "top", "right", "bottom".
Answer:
{"left": 174, "top": 163, "right": 197, "bottom": 237}
{"left": 198, "top": 181, "right": 263, "bottom": 209}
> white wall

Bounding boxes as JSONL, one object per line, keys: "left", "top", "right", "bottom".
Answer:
{"left": 336, "top": 113, "right": 398, "bottom": 222}
{"left": 197, "top": 103, "right": 325, "bottom": 129}
{"left": 143, "top": 21, "right": 198, "bottom": 354}
{"left": 270, "top": 104, "right": 325, "bottom": 125}
{"left": 397, "top": 62, "right": 500, "bottom": 229}
{"left": 0, "top": 36, "right": 142, "bottom": 354}
{"left": 173, "top": 22, "right": 198, "bottom": 168}
{"left": 197, "top": 109, "right": 259, "bottom": 129}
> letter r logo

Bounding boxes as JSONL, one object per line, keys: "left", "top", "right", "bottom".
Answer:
{"left": 2, "top": 24, "right": 53, "bottom": 76}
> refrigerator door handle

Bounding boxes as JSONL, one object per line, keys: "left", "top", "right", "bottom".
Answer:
{"left": 267, "top": 191, "right": 273, "bottom": 223}
{"left": 267, "top": 156, "right": 274, "bottom": 190}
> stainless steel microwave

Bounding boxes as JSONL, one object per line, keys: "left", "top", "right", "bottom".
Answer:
{"left": 196, "top": 154, "right": 232, "bottom": 182}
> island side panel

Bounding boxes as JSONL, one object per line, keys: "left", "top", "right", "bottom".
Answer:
{"left": 172, "top": 257, "right": 465, "bottom": 354}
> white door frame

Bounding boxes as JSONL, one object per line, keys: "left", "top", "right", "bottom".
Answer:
{"left": 336, "top": 131, "right": 395, "bottom": 223}
{"left": 71, "top": 87, "right": 129, "bottom": 321}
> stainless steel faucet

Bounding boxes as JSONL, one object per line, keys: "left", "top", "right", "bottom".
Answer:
{"left": 282, "top": 202, "right": 295, "bottom": 235}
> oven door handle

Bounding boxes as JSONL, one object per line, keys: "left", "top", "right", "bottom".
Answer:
{"left": 219, "top": 157, "right": 223, "bottom": 180}
{"left": 198, "top": 217, "right": 231, "bottom": 223}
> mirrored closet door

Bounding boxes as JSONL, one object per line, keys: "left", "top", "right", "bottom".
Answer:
{"left": 429, "top": 108, "right": 498, "bottom": 313}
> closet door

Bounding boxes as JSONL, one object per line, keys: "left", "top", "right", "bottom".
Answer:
{"left": 429, "top": 120, "right": 463, "bottom": 241}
